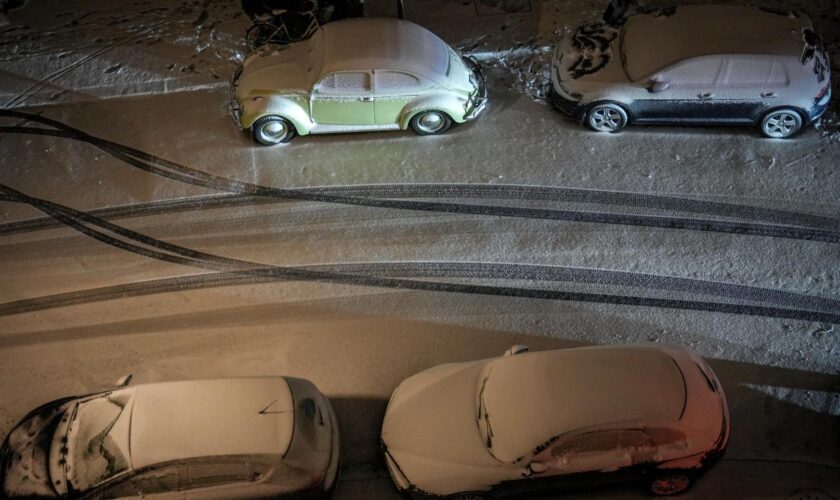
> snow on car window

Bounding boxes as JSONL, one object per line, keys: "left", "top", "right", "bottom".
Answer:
{"left": 551, "top": 431, "right": 622, "bottom": 457}
{"left": 661, "top": 57, "right": 723, "bottom": 86}
{"left": 375, "top": 71, "right": 421, "bottom": 92}
{"left": 316, "top": 72, "right": 370, "bottom": 94}
{"left": 718, "top": 58, "right": 789, "bottom": 86}
{"left": 188, "top": 462, "right": 252, "bottom": 489}
{"left": 66, "top": 392, "right": 133, "bottom": 492}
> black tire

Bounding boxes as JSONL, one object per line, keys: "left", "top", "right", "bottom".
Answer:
{"left": 648, "top": 469, "right": 694, "bottom": 496}
{"left": 410, "top": 110, "right": 453, "bottom": 135}
{"left": 251, "top": 115, "right": 296, "bottom": 145}
{"left": 760, "top": 108, "right": 804, "bottom": 139}
{"left": 586, "top": 102, "right": 628, "bottom": 133}
{"left": 447, "top": 494, "right": 488, "bottom": 500}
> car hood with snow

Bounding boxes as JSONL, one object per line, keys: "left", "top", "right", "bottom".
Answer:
{"left": 0, "top": 378, "right": 340, "bottom": 498}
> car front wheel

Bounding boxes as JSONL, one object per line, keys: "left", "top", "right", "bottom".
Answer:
{"left": 252, "top": 115, "right": 296, "bottom": 145}
{"left": 760, "top": 109, "right": 803, "bottom": 139}
{"left": 410, "top": 110, "right": 453, "bottom": 135}
{"left": 649, "top": 470, "right": 693, "bottom": 496}
{"left": 586, "top": 103, "right": 628, "bottom": 133}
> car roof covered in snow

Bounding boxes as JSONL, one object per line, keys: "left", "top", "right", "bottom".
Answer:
{"left": 622, "top": 5, "right": 811, "bottom": 80}
{"left": 318, "top": 18, "right": 451, "bottom": 81}
{"left": 128, "top": 378, "right": 294, "bottom": 469}
{"left": 481, "top": 345, "right": 687, "bottom": 463}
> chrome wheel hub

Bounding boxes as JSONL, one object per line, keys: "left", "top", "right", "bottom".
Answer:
{"left": 763, "top": 112, "right": 800, "bottom": 138}
{"left": 651, "top": 474, "right": 691, "bottom": 495}
{"left": 417, "top": 112, "right": 445, "bottom": 133}
{"left": 261, "top": 120, "right": 288, "bottom": 140}
{"left": 590, "top": 107, "right": 623, "bottom": 132}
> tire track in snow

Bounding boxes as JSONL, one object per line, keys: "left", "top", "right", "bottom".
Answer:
{"left": 1, "top": 261, "right": 837, "bottom": 317}
{"left": 1, "top": 184, "right": 838, "bottom": 325}
{"left": 1, "top": 121, "right": 839, "bottom": 243}
{"left": 2, "top": 108, "right": 838, "bottom": 230}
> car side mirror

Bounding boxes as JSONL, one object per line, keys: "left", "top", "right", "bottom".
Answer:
{"left": 114, "top": 374, "right": 133, "bottom": 388}
{"left": 646, "top": 78, "right": 670, "bottom": 93}
{"left": 504, "top": 345, "right": 529, "bottom": 357}
{"left": 528, "top": 462, "right": 549, "bottom": 474}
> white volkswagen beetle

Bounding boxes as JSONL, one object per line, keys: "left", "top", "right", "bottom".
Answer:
{"left": 231, "top": 18, "right": 487, "bottom": 145}
{"left": 381, "top": 344, "right": 729, "bottom": 499}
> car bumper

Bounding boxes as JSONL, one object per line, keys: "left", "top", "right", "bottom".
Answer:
{"left": 547, "top": 86, "right": 585, "bottom": 120}
{"left": 229, "top": 64, "right": 244, "bottom": 129}
{"left": 463, "top": 56, "right": 488, "bottom": 121}
{"left": 808, "top": 86, "right": 832, "bottom": 122}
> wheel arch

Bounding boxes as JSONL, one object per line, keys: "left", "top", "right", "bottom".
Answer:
{"left": 239, "top": 94, "right": 313, "bottom": 135}
{"left": 400, "top": 93, "right": 466, "bottom": 129}
{"left": 585, "top": 99, "right": 635, "bottom": 123}
{"left": 759, "top": 105, "right": 809, "bottom": 125}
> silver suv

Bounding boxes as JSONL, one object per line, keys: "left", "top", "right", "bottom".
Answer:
{"left": 549, "top": 5, "right": 832, "bottom": 138}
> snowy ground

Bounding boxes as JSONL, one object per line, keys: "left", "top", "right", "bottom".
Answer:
{"left": 1, "top": 0, "right": 839, "bottom": 498}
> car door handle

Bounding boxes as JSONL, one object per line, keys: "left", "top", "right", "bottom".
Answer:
{"left": 761, "top": 91, "right": 776, "bottom": 98}
{"left": 357, "top": 97, "right": 373, "bottom": 102}
{"left": 697, "top": 92, "right": 713, "bottom": 99}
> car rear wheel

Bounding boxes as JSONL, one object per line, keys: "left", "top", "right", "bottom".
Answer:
{"left": 649, "top": 470, "right": 693, "bottom": 496}
{"left": 760, "top": 109, "right": 803, "bottom": 138}
{"left": 586, "top": 103, "right": 628, "bottom": 133}
{"left": 252, "top": 115, "right": 296, "bottom": 145}
{"left": 410, "top": 110, "right": 453, "bottom": 135}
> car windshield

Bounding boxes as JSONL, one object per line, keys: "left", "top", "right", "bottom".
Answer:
{"left": 64, "top": 390, "right": 134, "bottom": 492}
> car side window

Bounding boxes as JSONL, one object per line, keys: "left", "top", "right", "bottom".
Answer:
{"left": 659, "top": 57, "right": 724, "bottom": 87}
{"left": 717, "top": 57, "right": 789, "bottom": 86}
{"left": 551, "top": 430, "right": 623, "bottom": 458}
{"left": 374, "top": 71, "right": 424, "bottom": 94}
{"left": 533, "top": 429, "right": 654, "bottom": 467}
{"left": 135, "top": 466, "right": 180, "bottom": 495}
{"left": 100, "top": 466, "right": 179, "bottom": 499}
{"left": 314, "top": 72, "right": 371, "bottom": 95}
{"left": 186, "top": 461, "right": 254, "bottom": 489}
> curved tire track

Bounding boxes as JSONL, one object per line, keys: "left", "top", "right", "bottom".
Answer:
{"left": 0, "top": 110, "right": 838, "bottom": 242}
{"left": 1, "top": 183, "right": 838, "bottom": 326}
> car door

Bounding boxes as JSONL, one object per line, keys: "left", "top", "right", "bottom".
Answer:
{"left": 505, "top": 429, "right": 653, "bottom": 498}
{"left": 310, "top": 71, "right": 375, "bottom": 125}
{"left": 372, "top": 70, "right": 429, "bottom": 125}
{"left": 632, "top": 56, "right": 726, "bottom": 123}
{"left": 714, "top": 56, "right": 789, "bottom": 122}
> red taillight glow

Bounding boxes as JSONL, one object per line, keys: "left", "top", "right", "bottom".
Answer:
{"left": 816, "top": 85, "right": 829, "bottom": 100}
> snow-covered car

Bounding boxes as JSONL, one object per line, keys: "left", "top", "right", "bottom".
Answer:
{"left": 231, "top": 17, "right": 488, "bottom": 145}
{"left": 549, "top": 5, "right": 832, "bottom": 138}
{"left": 0, "top": 377, "right": 340, "bottom": 499}
{"left": 381, "top": 344, "right": 729, "bottom": 499}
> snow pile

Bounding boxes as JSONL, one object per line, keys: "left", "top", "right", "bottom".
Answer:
{"left": 469, "top": 39, "right": 556, "bottom": 101}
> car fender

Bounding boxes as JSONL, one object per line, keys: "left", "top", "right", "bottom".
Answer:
{"left": 400, "top": 92, "right": 469, "bottom": 127}
{"left": 239, "top": 93, "right": 314, "bottom": 135}
{"left": 653, "top": 451, "right": 706, "bottom": 471}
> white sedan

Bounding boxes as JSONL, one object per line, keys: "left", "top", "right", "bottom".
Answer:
{"left": 381, "top": 344, "right": 729, "bottom": 499}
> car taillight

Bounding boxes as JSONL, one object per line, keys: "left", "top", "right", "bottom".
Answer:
{"left": 816, "top": 85, "right": 828, "bottom": 100}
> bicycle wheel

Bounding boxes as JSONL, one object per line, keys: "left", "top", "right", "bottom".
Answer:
{"left": 245, "top": 22, "right": 280, "bottom": 50}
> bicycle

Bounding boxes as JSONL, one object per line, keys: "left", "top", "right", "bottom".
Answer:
{"left": 245, "top": 3, "right": 319, "bottom": 49}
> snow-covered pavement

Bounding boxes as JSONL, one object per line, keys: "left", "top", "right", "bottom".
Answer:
{"left": 1, "top": 0, "right": 839, "bottom": 498}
